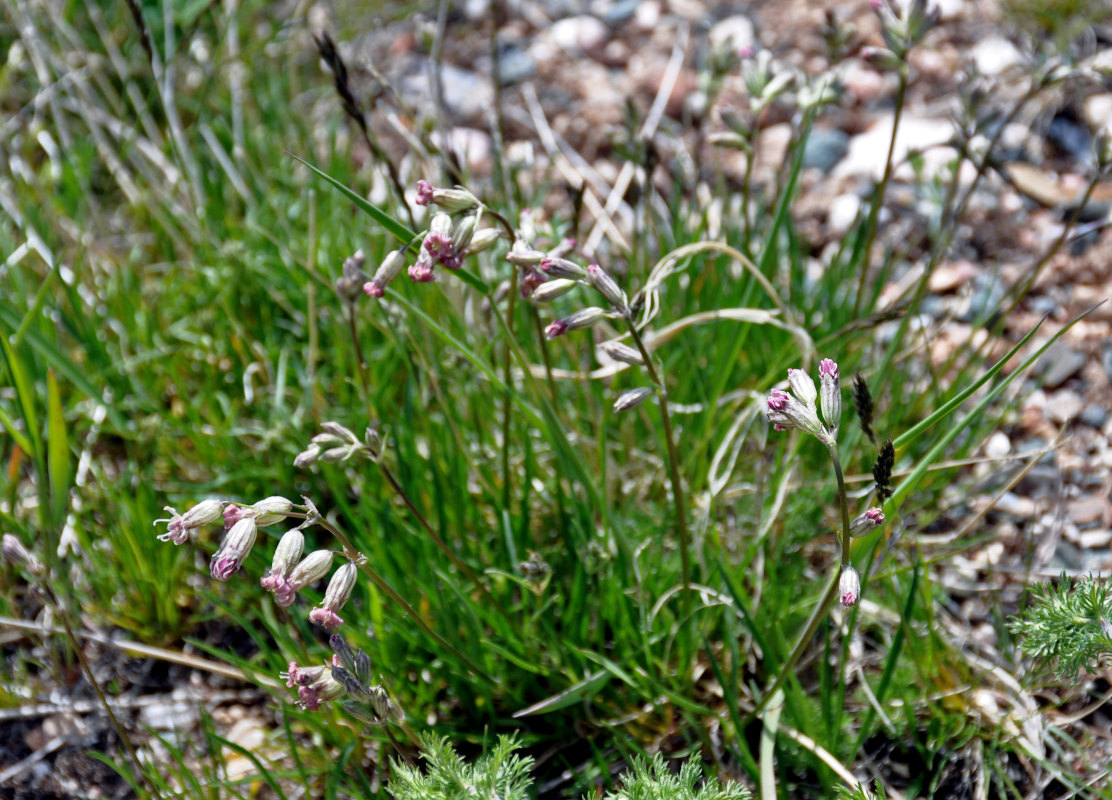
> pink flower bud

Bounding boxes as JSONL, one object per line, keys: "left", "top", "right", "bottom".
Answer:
{"left": 850, "top": 507, "right": 885, "bottom": 538}
{"left": 586, "top": 264, "right": 628, "bottom": 312}
{"left": 415, "top": 179, "right": 434, "bottom": 206}
{"left": 310, "top": 561, "right": 357, "bottom": 630}
{"left": 540, "top": 256, "right": 588, "bottom": 280}
{"left": 210, "top": 517, "right": 258, "bottom": 581}
{"left": 839, "top": 565, "right": 861, "bottom": 607}
{"left": 819, "top": 358, "right": 841, "bottom": 434}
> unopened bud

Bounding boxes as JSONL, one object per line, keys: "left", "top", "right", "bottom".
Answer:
{"left": 586, "top": 264, "right": 628, "bottom": 313}
{"left": 545, "top": 307, "right": 608, "bottom": 339}
{"left": 364, "top": 249, "right": 406, "bottom": 298}
{"left": 321, "top": 422, "right": 359, "bottom": 444}
{"left": 786, "top": 368, "right": 818, "bottom": 410}
{"left": 861, "top": 46, "right": 902, "bottom": 71}
{"left": 310, "top": 561, "right": 358, "bottom": 629}
{"left": 540, "top": 256, "right": 588, "bottom": 280}
{"left": 461, "top": 228, "right": 501, "bottom": 257}
{"left": 530, "top": 278, "right": 579, "bottom": 303}
{"left": 2, "top": 534, "right": 45, "bottom": 575}
{"left": 600, "top": 341, "right": 644, "bottom": 365}
{"left": 850, "top": 507, "right": 885, "bottom": 537}
{"left": 210, "top": 517, "right": 258, "bottom": 581}
{"left": 452, "top": 213, "right": 478, "bottom": 253}
{"left": 252, "top": 496, "right": 295, "bottom": 526}
{"left": 288, "top": 550, "right": 334, "bottom": 591}
{"left": 505, "top": 241, "right": 545, "bottom": 267}
{"left": 613, "top": 386, "right": 655, "bottom": 412}
{"left": 839, "top": 565, "right": 861, "bottom": 607}
{"left": 414, "top": 180, "right": 478, "bottom": 212}
{"left": 294, "top": 443, "right": 321, "bottom": 468}
{"left": 819, "top": 358, "right": 841, "bottom": 434}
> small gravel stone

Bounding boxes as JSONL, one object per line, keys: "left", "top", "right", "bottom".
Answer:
{"left": 972, "top": 35, "right": 1022, "bottom": 77}
{"left": 801, "top": 127, "right": 849, "bottom": 173}
{"left": 1079, "top": 404, "right": 1108, "bottom": 429}
{"left": 1069, "top": 494, "right": 1107, "bottom": 526}
{"left": 985, "top": 431, "right": 1011, "bottom": 459}
{"left": 1045, "top": 389, "right": 1084, "bottom": 423}
{"left": 1038, "top": 342, "right": 1087, "bottom": 389}
{"left": 550, "top": 16, "right": 610, "bottom": 54}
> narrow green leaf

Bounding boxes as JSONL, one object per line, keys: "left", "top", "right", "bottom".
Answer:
{"left": 46, "top": 370, "right": 72, "bottom": 524}
{"left": 892, "top": 311, "right": 1051, "bottom": 452}
{"left": 512, "top": 670, "right": 611, "bottom": 717}
{"left": 884, "top": 303, "right": 1102, "bottom": 512}
{"left": 287, "top": 152, "right": 415, "bottom": 243}
{"left": 0, "top": 335, "right": 42, "bottom": 461}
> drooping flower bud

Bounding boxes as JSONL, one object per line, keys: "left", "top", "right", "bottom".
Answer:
{"left": 461, "top": 228, "right": 501, "bottom": 257}
{"left": 540, "top": 256, "right": 588, "bottom": 280}
{"left": 293, "top": 443, "right": 322, "bottom": 468}
{"left": 850, "top": 507, "right": 885, "bottom": 538}
{"left": 310, "top": 561, "right": 358, "bottom": 629}
{"left": 260, "top": 529, "right": 305, "bottom": 594}
{"left": 505, "top": 241, "right": 545, "bottom": 267}
{"left": 586, "top": 264, "right": 628, "bottom": 313}
{"left": 600, "top": 341, "right": 644, "bottom": 365}
{"left": 530, "top": 278, "right": 578, "bottom": 303}
{"left": 839, "top": 565, "right": 861, "bottom": 608}
{"left": 819, "top": 358, "right": 841, "bottom": 434}
{"left": 251, "top": 496, "right": 295, "bottom": 527}
{"left": 408, "top": 254, "right": 436, "bottom": 283}
{"left": 275, "top": 549, "right": 334, "bottom": 607}
{"left": 210, "top": 516, "right": 258, "bottom": 581}
{"left": 363, "top": 249, "right": 406, "bottom": 298}
{"left": 545, "top": 307, "right": 608, "bottom": 339}
{"left": 335, "top": 250, "right": 367, "bottom": 301}
{"left": 413, "top": 179, "right": 478, "bottom": 212}
{"left": 155, "top": 499, "right": 224, "bottom": 545}
{"left": 766, "top": 388, "right": 831, "bottom": 444}
{"left": 613, "top": 386, "right": 655, "bottom": 413}
{"left": 2, "top": 534, "right": 45, "bottom": 575}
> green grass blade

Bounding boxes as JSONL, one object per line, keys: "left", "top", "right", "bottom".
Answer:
{"left": 891, "top": 311, "right": 1053, "bottom": 452}
{"left": 46, "top": 370, "right": 72, "bottom": 524}
{"left": 885, "top": 303, "right": 1101, "bottom": 511}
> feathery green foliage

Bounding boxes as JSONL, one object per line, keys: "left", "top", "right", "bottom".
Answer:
{"left": 601, "top": 754, "right": 751, "bottom": 800}
{"left": 389, "top": 734, "right": 534, "bottom": 800}
{"left": 1008, "top": 575, "right": 1112, "bottom": 681}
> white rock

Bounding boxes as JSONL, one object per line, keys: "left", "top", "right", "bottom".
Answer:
{"left": 834, "top": 114, "right": 954, "bottom": 181}
{"left": 634, "top": 0, "right": 661, "bottom": 31}
{"left": 827, "top": 193, "right": 863, "bottom": 235}
{"left": 1084, "top": 94, "right": 1112, "bottom": 136}
{"left": 550, "top": 16, "right": 610, "bottom": 54}
{"left": 985, "top": 431, "right": 1011, "bottom": 459}
{"left": 1045, "top": 389, "right": 1084, "bottom": 423}
{"left": 972, "top": 36, "right": 1023, "bottom": 77}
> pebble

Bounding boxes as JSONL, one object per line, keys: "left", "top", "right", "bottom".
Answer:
{"left": 929, "top": 260, "right": 977, "bottom": 293}
{"left": 801, "top": 127, "right": 849, "bottom": 173}
{"left": 708, "top": 14, "right": 756, "bottom": 56}
{"left": 1079, "top": 404, "right": 1108, "bottom": 429}
{"left": 985, "top": 431, "right": 1011, "bottom": 459}
{"left": 1038, "top": 342, "right": 1087, "bottom": 388}
{"left": 835, "top": 114, "right": 954, "bottom": 181}
{"left": 972, "top": 35, "right": 1023, "bottom": 77}
{"left": 1044, "top": 389, "right": 1084, "bottom": 423}
{"left": 1069, "top": 494, "right": 1107, "bottom": 526}
{"left": 1083, "top": 93, "right": 1112, "bottom": 136}
{"left": 550, "top": 15, "right": 610, "bottom": 54}
{"left": 140, "top": 699, "right": 199, "bottom": 731}
{"left": 497, "top": 45, "right": 537, "bottom": 85}
{"left": 601, "top": 0, "right": 640, "bottom": 26}
{"left": 1102, "top": 341, "right": 1112, "bottom": 384}
{"left": 827, "top": 193, "right": 863, "bottom": 236}
{"left": 993, "top": 492, "right": 1036, "bottom": 518}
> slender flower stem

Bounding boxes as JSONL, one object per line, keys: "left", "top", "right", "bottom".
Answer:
{"left": 748, "top": 439, "right": 854, "bottom": 721}
{"left": 852, "top": 64, "right": 908, "bottom": 317}
{"left": 829, "top": 445, "right": 852, "bottom": 564}
{"left": 376, "top": 462, "right": 493, "bottom": 604}
{"left": 501, "top": 271, "right": 518, "bottom": 511}
{"left": 625, "top": 319, "right": 690, "bottom": 591}
{"left": 314, "top": 517, "right": 497, "bottom": 685}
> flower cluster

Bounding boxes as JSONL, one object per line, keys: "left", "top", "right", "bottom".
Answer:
{"left": 765, "top": 358, "right": 841, "bottom": 446}
{"left": 363, "top": 180, "right": 500, "bottom": 297}
{"left": 153, "top": 495, "right": 358, "bottom": 633}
